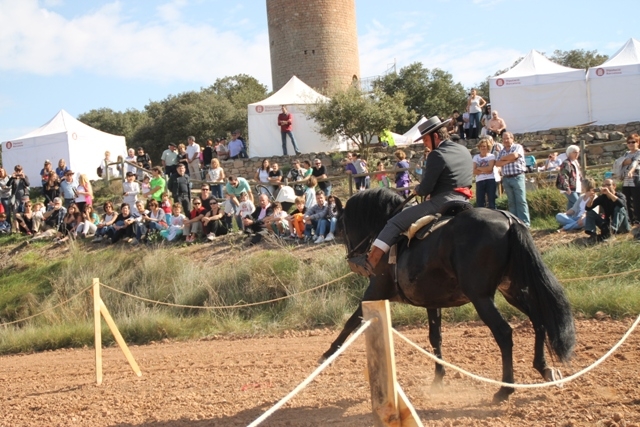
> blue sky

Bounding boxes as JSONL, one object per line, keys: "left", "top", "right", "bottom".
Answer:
{"left": 0, "top": 0, "right": 637, "bottom": 143}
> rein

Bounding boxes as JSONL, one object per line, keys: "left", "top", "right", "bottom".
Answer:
{"left": 344, "top": 193, "right": 416, "bottom": 258}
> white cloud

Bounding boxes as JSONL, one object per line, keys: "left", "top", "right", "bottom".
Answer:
{"left": 0, "top": 0, "right": 272, "bottom": 85}
{"left": 472, "top": 0, "right": 507, "bottom": 7}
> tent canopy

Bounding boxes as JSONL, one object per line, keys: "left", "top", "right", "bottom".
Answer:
{"left": 587, "top": 38, "right": 640, "bottom": 125}
{"left": 248, "top": 76, "right": 344, "bottom": 157}
{"left": 489, "top": 50, "right": 589, "bottom": 133}
{"left": 1, "top": 110, "right": 127, "bottom": 185}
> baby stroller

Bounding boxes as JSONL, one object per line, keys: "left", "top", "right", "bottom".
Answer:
{"left": 255, "top": 183, "right": 296, "bottom": 213}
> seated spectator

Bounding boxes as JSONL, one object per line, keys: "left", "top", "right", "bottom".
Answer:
{"left": 555, "top": 178, "right": 596, "bottom": 232}
{"left": 263, "top": 202, "right": 288, "bottom": 236}
{"left": 287, "top": 160, "right": 306, "bottom": 196}
{"left": 473, "top": 136, "right": 497, "bottom": 209}
{"left": 31, "top": 202, "right": 45, "bottom": 233}
{"left": 0, "top": 213, "right": 10, "bottom": 234}
{"left": 130, "top": 200, "right": 149, "bottom": 244}
{"left": 123, "top": 172, "right": 140, "bottom": 212}
{"left": 286, "top": 196, "right": 306, "bottom": 240}
{"left": 312, "top": 158, "right": 332, "bottom": 196}
{"left": 242, "top": 193, "right": 274, "bottom": 244}
{"left": 268, "top": 162, "right": 283, "bottom": 198}
{"left": 93, "top": 201, "right": 118, "bottom": 243}
{"left": 324, "top": 195, "right": 341, "bottom": 242}
{"left": 225, "top": 175, "right": 253, "bottom": 229}
{"left": 55, "top": 159, "right": 70, "bottom": 179}
{"left": 43, "top": 173, "right": 60, "bottom": 207}
{"left": 254, "top": 159, "right": 272, "bottom": 195}
{"left": 540, "top": 152, "right": 562, "bottom": 172}
{"left": 76, "top": 204, "right": 100, "bottom": 238}
{"left": 202, "top": 198, "right": 228, "bottom": 241}
{"left": 15, "top": 200, "right": 37, "bottom": 235}
{"left": 161, "top": 192, "right": 172, "bottom": 223}
{"left": 525, "top": 154, "right": 537, "bottom": 174}
{"left": 487, "top": 110, "right": 507, "bottom": 139}
{"left": 585, "top": 178, "right": 630, "bottom": 243}
{"left": 160, "top": 202, "right": 187, "bottom": 242}
{"left": 31, "top": 198, "right": 67, "bottom": 241}
{"left": 302, "top": 160, "right": 314, "bottom": 180}
{"left": 303, "top": 190, "right": 329, "bottom": 244}
{"left": 140, "top": 199, "right": 168, "bottom": 240}
{"left": 238, "top": 191, "right": 255, "bottom": 231}
{"left": 303, "top": 176, "right": 318, "bottom": 210}
{"left": 207, "top": 158, "right": 225, "bottom": 199}
{"left": 56, "top": 203, "right": 81, "bottom": 243}
{"left": 372, "top": 161, "right": 391, "bottom": 188}
{"left": 107, "top": 203, "right": 140, "bottom": 244}
{"left": 184, "top": 198, "right": 206, "bottom": 243}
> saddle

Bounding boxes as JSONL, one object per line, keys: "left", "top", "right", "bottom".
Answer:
{"left": 401, "top": 200, "right": 473, "bottom": 244}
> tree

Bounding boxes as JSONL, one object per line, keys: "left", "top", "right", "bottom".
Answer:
{"left": 78, "top": 108, "right": 150, "bottom": 143}
{"left": 549, "top": 49, "right": 608, "bottom": 70}
{"left": 307, "top": 86, "right": 415, "bottom": 160}
{"left": 374, "top": 63, "right": 467, "bottom": 133}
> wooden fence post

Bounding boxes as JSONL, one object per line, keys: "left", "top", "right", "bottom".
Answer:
{"left": 362, "top": 300, "right": 423, "bottom": 427}
{"left": 93, "top": 278, "right": 102, "bottom": 385}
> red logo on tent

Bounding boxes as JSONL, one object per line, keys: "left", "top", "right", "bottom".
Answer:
{"left": 72, "top": 132, "right": 77, "bottom": 140}
{"left": 5, "top": 141, "right": 12, "bottom": 149}
{"left": 496, "top": 78, "right": 505, "bottom": 87}
{"left": 255, "top": 105, "right": 264, "bottom": 113}
{"left": 595, "top": 68, "right": 605, "bottom": 76}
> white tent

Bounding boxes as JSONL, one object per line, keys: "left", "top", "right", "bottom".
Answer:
{"left": 1, "top": 110, "right": 127, "bottom": 185}
{"left": 587, "top": 38, "right": 640, "bottom": 125}
{"left": 489, "top": 50, "right": 590, "bottom": 133}
{"left": 396, "top": 116, "right": 428, "bottom": 146}
{"left": 248, "top": 76, "right": 345, "bottom": 157}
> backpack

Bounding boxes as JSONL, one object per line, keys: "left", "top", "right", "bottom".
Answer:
{"left": 612, "top": 156, "right": 625, "bottom": 180}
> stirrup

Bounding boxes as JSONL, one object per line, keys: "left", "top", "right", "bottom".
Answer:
{"left": 347, "top": 254, "right": 376, "bottom": 277}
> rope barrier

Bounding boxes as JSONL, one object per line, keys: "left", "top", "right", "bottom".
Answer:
{"left": 99, "top": 272, "right": 354, "bottom": 310}
{"left": 392, "top": 312, "right": 640, "bottom": 389}
{"left": 247, "top": 319, "right": 372, "bottom": 427}
{"left": 0, "top": 284, "right": 93, "bottom": 327}
{"left": 559, "top": 268, "right": 640, "bottom": 282}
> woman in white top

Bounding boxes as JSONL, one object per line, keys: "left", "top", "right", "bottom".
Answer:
{"left": 555, "top": 178, "right": 596, "bottom": 231}
{"left": 254, "top": 159, "right": 272, "bottom": 195}
{"left": 472, "top": 137, "right": 497, "bottom": 209}
{"left": 620, "top": 133, "right": 640, "bottom": 224}
{"left": 466, "top": 88, "right": 486, "bottom": 139}
{"left": 207, "top": 158, "right": 225, "bottom": 199}
{"left": 74, "top": 174, "right": 93, "bottom": 214}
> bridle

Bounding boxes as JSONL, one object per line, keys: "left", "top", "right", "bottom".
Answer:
{"left": 343, "top": 193, "right": 416, "bottom": 258}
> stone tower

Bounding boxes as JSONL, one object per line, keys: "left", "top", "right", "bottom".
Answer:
{"left": 266, "top": 0, "right": 360, "bottom": 93}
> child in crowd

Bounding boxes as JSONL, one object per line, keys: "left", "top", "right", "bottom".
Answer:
{"left": 372, "top": 161, "right": 391, "bottom": 188}
{"left": 263, "top": 202, "right": 288, "bottom": 236}
{"left": 161, "top": 192, "right": 172, "bottom": 224}
{"left": 93, "top": 202, "right": 118, "bottom": 243}
{"left": 0, "top": 213, "right": 10, "bottom": 234}
{"left": 304, "top": 176, "right": 318, "bottom": 210}
{"left": 123, "top": 172, "right": 140, "bottom": 211}
{"left": 141, "top": 175, "right": 152, "bottom": 199}
{"left": 286, "top": 196, "right": 306, "bottom": 239}
{"left": 324, "top": 195, "right": 341, "bottom": 242}
{"left": 160, "top": 203, "right": 186, "bottom": 242}
{"left": 237, "top": 191, "right": 255, "bottom": 231}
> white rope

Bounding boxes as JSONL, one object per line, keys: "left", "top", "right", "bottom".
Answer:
{"left": 247, "top": 320, "right": 372, "bottom": 427}
{"left": 393, "top": 312, "right": 640, "bottom": 389}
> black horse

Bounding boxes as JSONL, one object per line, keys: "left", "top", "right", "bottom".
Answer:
{"left": 322, "top": 188, "right": 576, "bottom": 402}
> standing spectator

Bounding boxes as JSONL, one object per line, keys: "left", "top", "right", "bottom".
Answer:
{"left": 473, "top": 137, "right": 497, "bottom": 209}
{"left": 585, "top": 178, "right": 630, "bottom": 242}
{"left": 185, "top": 136, "right": 201, "bottom": 178}
{"left": 0, "top": 168, "right": 12, "bottom": 229}
{"left": 149, "top": 167, "right": 166, "bottom": 203}
{"left": 352, "top": 154, "right": 369, "bottom": 191}
{"left": 59, "top": 170, "right": 76, "bottom": 209}
{"left": 254, "top": 159, "right": 272, "bottom": 195}
{"left": 40, "top": 160, "right": 54, "bottom": 186}
{"left": 228, "top": 131, "right": 245, "bottom": 160}
{"left": 136, "top": 147, "right": 152, "bottom": 180}
{"left": 480, "top": 104, "right": 492, "bottom": 137}
{"left": 122, "top": 172, "right": 140, "bottom": 212}
{"left": 55, "top": 159, "right": 70, "bottom": 179}
{"left": 540, "top": 152, "right": 562, "bottom": 171}
{"left": 207, "top": 158, "right": 225, "bottom": 199}
{"left": 462, "top": 109, "right": 471, "bottom": 140}
{"left": 496, "top": 132, "right": 530, "bottom": 227}
{"left": 161, "top": 143, "right": 179, "bottom": 177}
{"left": 203, "top": 139, "right": 214, "bottom": 175}
{"left": 268, "top": 162, "right": 283, "bottom": 197}
{"left": 171, "top": 164, "right": 191, "bottom": 214}
{"left": 466, "top": 89, "right": 486, "bottom": 139}
{"left": 372, "top": 161, "right": 391, "bottom": 188}
{"left": 124, "top": 148, "right": 138, "bottom": 176}
{"left": 394, "top": 150, "right": 411, "bottom": 197}
{"left": 487, "top": 109, "right": 507, "bottom": 139}
{"left": 312, "top": 158, "right": 331, "bottom": 196}
{"left": 556, "top": 145, "right": 583, "bottom": 210}
{"left": 74, "top": 174, "right": 93, "bottom": 213}
{"left": 215, "top": 137, "right": 230, "bottom": 160}
{"left": 278, "top": 105, "right": 301, "bottom": 156}
{"left": 43, "top": 172, "right": 60, "bottom": 207}
{"left": 102, "top": 151, "right": 119, "bottom": 178}
{"left": 176, "top": 143, "right": 190, "bottom": 176}
{"left": 287, "top": 159, "right": 306, "bottom": 196}
{"left": 8, "top": 165, "right": 30, "bottom": 219}
{"left": 140, "top": 175, "right": 152, "bottom": 199}
{"left": 619, "top": 134, "right": 640, "bottom": 224}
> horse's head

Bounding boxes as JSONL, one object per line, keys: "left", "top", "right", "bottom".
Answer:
{"left": 339, "top": 188, "right": 404, "bottom": 257}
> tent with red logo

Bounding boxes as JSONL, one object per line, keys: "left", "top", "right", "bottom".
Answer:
{"left": 1, "top": 110, "right": 126, "bottom": 186}
{"left": 587, "top": 38, "right": 640, "bottom": 125}
{"left": 247, "top": 76, "right": 346, "bottom": 157}
{"left": 489, "top": 50, "right": 589, "bottom": 133}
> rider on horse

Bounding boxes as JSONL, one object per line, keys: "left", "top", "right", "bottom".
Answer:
{"left": 348, "top": 116, "right": 474, "bottom": 277}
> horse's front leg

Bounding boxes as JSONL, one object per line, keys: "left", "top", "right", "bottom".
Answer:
{"left": 427, "top": 308, "right": 445, "bottom": 389}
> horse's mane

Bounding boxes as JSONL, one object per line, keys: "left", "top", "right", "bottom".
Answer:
{"left": 342, "top": 188, "right": 404, "bottom": 235}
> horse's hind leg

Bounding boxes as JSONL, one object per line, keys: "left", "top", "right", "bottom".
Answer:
{"left": 427, "top": 308, "right": 446, "bottom": 389}
{"left": 472, "top": 298, "right": 515, "bottom": 403}
{"left": 533, "top": 324, "right": 559, "bottom": 382}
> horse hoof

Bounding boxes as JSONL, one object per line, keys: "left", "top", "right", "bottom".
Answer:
{"left": 492, "top": 388, "right": 514, "bottom": 404}
{"left": 543, "top": 368, "right": 563, "bottom": 387}
{"left": 317, "top": 354, "right": 329, "bottom": 365}
{"left": 430, "top": 381, "right": 444, "bottom": 392}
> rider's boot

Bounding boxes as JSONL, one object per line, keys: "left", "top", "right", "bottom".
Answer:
{"left": 348, "top": 246, "right": 385, "bottom": 278}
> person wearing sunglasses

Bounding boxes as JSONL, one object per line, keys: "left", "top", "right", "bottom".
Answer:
{"left": 585, "top": 178, "right": 630, "bottom": 243}
{"left": 184, "top": 198, "right": 206, "bottom": 243}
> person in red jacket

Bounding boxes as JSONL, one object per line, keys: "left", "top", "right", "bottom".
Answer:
{"left": 278, "top": 105, "right": 301, "bottom": 156}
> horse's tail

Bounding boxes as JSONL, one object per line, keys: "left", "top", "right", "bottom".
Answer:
{"left": 508, "top": 222, "right": 576, "bottom": 362}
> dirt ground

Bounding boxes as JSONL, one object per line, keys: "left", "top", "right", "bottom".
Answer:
{"left": 1, "top": 318, "right": 640, "bottom": 427}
